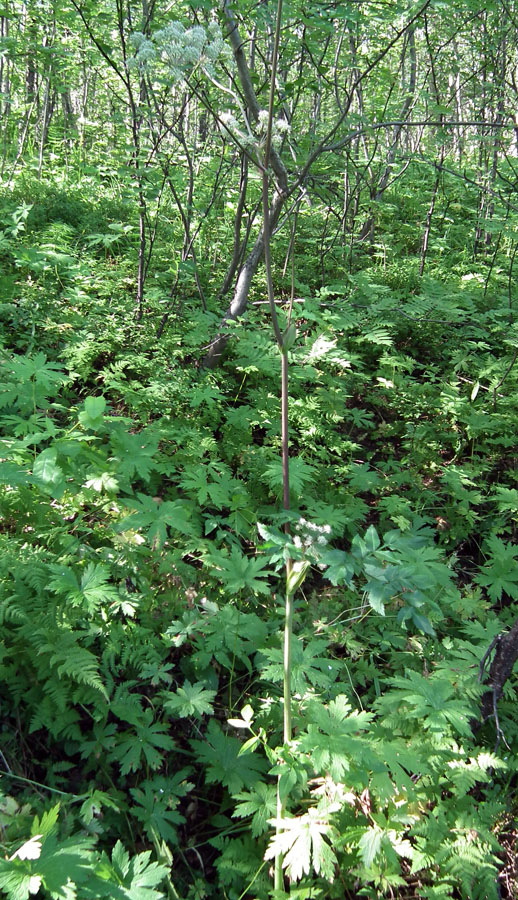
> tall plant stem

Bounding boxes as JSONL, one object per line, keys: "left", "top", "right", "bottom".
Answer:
{"left": 281, "top": 347, "right": 292, "bottom": 743}
{"left": 275, "top": 349, "right": 292, "bottom": 891}
{"left": 258, "top": 0, "right": 294, "bottom": 891}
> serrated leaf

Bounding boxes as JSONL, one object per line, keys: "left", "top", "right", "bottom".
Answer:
{"left": 87, "top": 840, "right": 169, "bottom": 899}
{"left": 191, "top": 719, "right": 267, "bottom": 794}
{"left": 358, "top": 827, "right": 382, "bottom": 867}
{"left": 79, "top": 395, "right": 106, "bottom": 429}
{"left": 265, "top": 811, "right": 337, "bottom": 883}
{"left": 32, "top": 448, "right": 65, "bottom": 498}
{"left": 9, "top": 837, "right": 42, "bottom": 861}
{"left": 233, "top": 782, "right": 277, "bottom": 837}
{"left": 214, "top": 547, "right": 273, "bottom": 595}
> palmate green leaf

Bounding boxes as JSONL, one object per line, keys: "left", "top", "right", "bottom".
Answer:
{"left": 0, "top": 805, "right": 96, "bottom": 900}
{"left": 48, "top": 564, "right": 80, "bottom": 597}
{"left": 85, "top": 840, "right": 168, "bottom": 900}
{"left": 161, "top": 680, "right": 216, "bottom": 718}
{"left": 492, "top": 486, "right": 518, "bottom": 513}
{"left": 233, "top": 782, "right": 277, "bottom": 837}
{"left": 179, "top": 465, "right": 212, "bottom": 504}
{"left": 84, "top": 470, "right": 119, "bottom": 493}
{"left": 191, "top": 719, "right": 268, "bottom": 795}
{"left": 110, "top": 427, "right": 159, "bottom": 481}
{"left": 130, "top": 773, "right": 193, "bottom": 845}
{"left": 0, "top": 855, "right": 40, "bottom": 900}
{"left": 348, "top": 464, "right": 382, "bottom": 494}
{"left": 475, "top": 534, "right": 518, "bottom": 601}
{"left": 49, "top": 563, "right": 118, "bottom": 613}
{"left": 259, "top": 638, "right": 341, "bottom": 692}
{"left": 213, "top": 546, "right": 273, "bottom": 595}
{"left": 110, "top": 709, "right": 175, "bottom": 776}
{"left": 80, "top": 563, "right": 119, "bottom": 609}
{"left": 180, "top": 462, "right": 240, "bottom": 509}
{"left": 80, "top": 790, "right": 121, "bottom": 827}
{"left": 376, "top": 738, "right": 427, "bottom": 796}
{"left": 263, "top": 457, "right": 317, "bottom": 495}
{"left": 0, "top": 353, "right": 67, "bottom": 414}
{"left": 117, "top": 493, "right": 201, "bottom": 548}
{"left": 191, "top": 603, "right": 269, "bottom": 673}
{"left": 375, "top": 669, "right": 475, "bottom": 740}
{"left": 299, "top": 695, "right": 375, "bottom": 781}
{"left": 223, "top": 404, "right": 255, "bottom": 431}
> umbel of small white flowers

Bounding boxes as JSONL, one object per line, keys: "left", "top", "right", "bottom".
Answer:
{"left": 129, "top": 22, "right": 231, "bottom": 81}
{"left": 129, "top": 22, "right": 291, "bottom": 153}
{"left": 293, "top": 517, "right": 331, "bottom": 569}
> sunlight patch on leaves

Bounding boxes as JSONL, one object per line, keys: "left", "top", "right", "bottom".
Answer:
{"left": 265, "top": 809, "right": 337, "bottom": 882}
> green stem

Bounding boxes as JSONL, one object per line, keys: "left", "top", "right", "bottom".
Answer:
{"left": 283, "top": 582, "right": 293, "bottom": 744}
{"left": 259, "top": 0, "right": 290, "bottom": 889}
{"left": 275, "top": 351, "right": 292, "bottom": 893}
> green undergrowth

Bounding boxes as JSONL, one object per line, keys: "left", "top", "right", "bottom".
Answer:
{"left": 1, "top": 178, "right": 518, "bottom": 900}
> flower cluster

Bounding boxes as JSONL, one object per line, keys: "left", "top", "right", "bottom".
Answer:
{"left": 128, "top": 32, "right": 156, "bottom": 70}
{"left": 129, "top": 23, "right": 291, "bottom": 155}
{"left": 218, "top": 107, "right": 291, "bottom": 153}
{"left": 129, "top": 21, "right": 230, "bottom": 80}
{"left": 293, "top": 517, "right": 331, "bottom": 567}
{"left": 256, "top": 109, "right": 291, "bottom": 147}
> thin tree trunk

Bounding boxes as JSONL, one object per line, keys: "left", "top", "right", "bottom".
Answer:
{"left": 359, "top": 27, "right": 417, "bottom": 240}
{"left": 0, "top": 11, "right": 11, "bottom": 173}
{"left": 202, "top": 189, "right": 285, "bottom": 368}
{"left": 420, "top": 13, "right": 444, "bottom": 275}
{"left": 218, "top": 154, "right": 249, "bottom": 298}
{"left": 420, "top": 156, "right": 443, "bottom": 275}
{"left": 37, "top": 85, "right": 55, "bottom": 177}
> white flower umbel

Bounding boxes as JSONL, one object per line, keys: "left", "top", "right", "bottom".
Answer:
{"left": 130, "top": 20, "right": 231, "bottom": 80}
{"left": 293, "top": 516, "right": 331, "bottom": 565}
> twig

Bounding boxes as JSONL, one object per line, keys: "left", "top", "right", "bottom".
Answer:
{"left": 0, "top": 748, "right": 12, "bottom": 773}
{"left": 493, "top": 348, "right": 518, "bottom": 410}
{"left": 492, "top": 687, "right": 510, "bottom": 753}
{"left": 479, "top": 634, "right": 500, "bottom": 682}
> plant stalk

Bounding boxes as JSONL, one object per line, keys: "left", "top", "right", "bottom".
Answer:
{"left": 257, "top": 0, "right": 292, "bottom": 889}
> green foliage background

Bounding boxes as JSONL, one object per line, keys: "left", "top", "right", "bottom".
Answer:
{"left": 1, "top": 0, "right": 518, "bottom": 898}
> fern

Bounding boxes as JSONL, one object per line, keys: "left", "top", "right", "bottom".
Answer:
{"left": 438, "top": 837, "right": 500, "bottom": 900}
